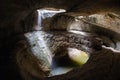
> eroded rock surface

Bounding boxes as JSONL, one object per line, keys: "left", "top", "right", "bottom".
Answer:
{"left": 0, "top": 0, "right": 120, "bottom": 80}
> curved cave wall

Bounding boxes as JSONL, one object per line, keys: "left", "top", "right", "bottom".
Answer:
{"left": 0, "top": 0, "right": 120, "bottom": 80}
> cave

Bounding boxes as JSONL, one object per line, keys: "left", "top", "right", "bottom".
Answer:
{"left": 1, "top": 0, "right": 120, "bottom": 80}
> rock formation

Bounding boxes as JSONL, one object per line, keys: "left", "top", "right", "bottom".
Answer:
{"left": 0, "top": 0, "right": 120, "bottom": 80}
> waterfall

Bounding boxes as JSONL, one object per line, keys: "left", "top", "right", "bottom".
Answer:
{"left": 24, "top": 8, "right": 66, "bottom": 74}
{"left": 36, "top": 9, "right": 66, "bottom": 30}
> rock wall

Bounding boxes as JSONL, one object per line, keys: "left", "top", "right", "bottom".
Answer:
{"left": 0, "top": 0, "right": 120, "bottom": 80}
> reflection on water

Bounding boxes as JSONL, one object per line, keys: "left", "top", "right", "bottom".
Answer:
{"left": 50, "top": 56, "right": 73, "bottom": 76}
{"left": 50, "top": 48, "right": 89, "bottom": 76}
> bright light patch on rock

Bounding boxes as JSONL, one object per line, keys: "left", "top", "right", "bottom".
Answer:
{"left": 68, "top": 48, "right": 89, "bottom": 65}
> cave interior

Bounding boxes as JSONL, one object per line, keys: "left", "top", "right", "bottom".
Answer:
{"left": 0, "top": 0, "right": 120, "bottom": 80}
